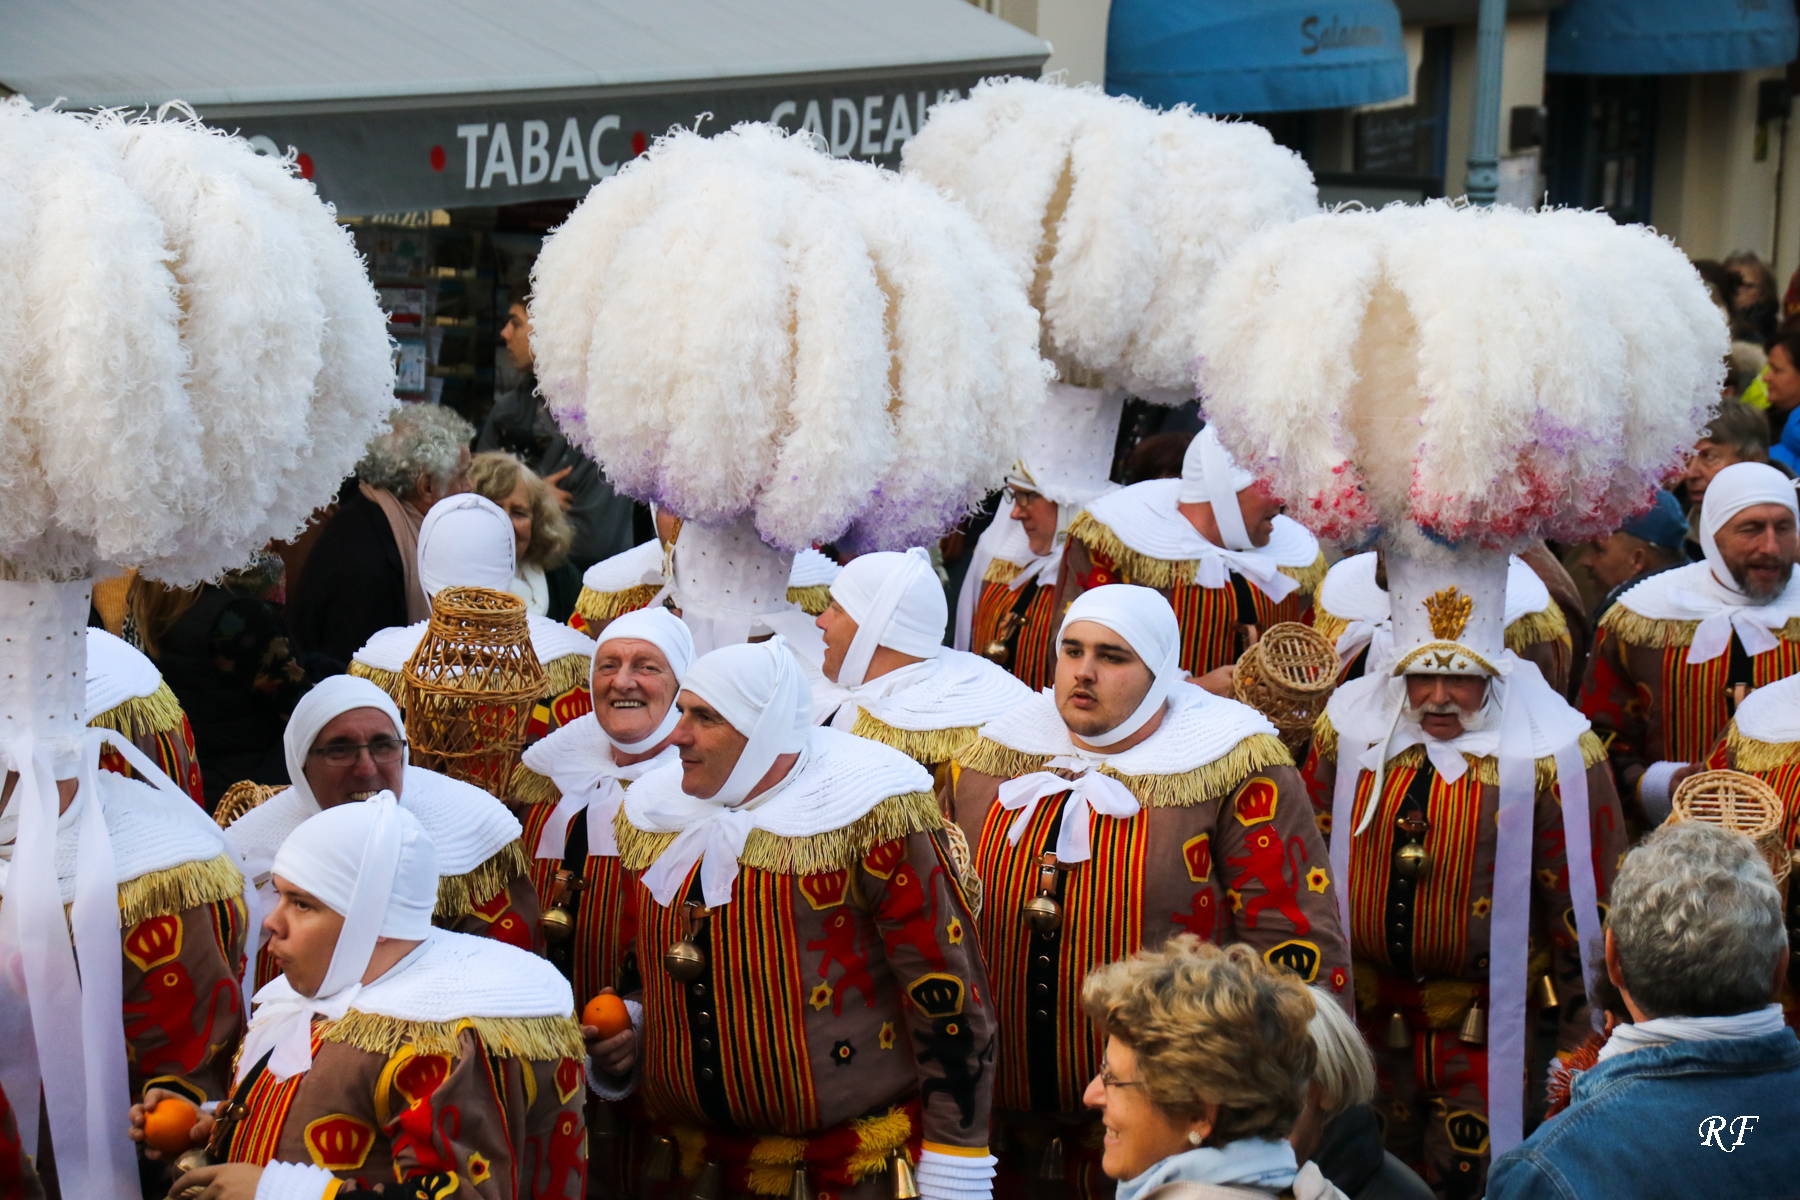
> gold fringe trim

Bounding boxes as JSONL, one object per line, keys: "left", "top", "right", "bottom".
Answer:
{"left": 983, "top": 558, "right": 1025, "bottom": 586}
{"left": 616, "top": 790, "right": 943, "bottom": 875}
{"left": 786, "top": 584, "right": 833, "bottom": 616}
{"left": 1600, "top": 605, "right": 1800, "bottom": 649}
{"left": 1312, "top": 611, "right": 1350, "bottom": 650}
{"left": 1067, "top": 512, "right": 1323, "bottom": 596}
{"left": 354, "top": 653, "right": 589, "bottom": 703}
{"left": 1505, "top": 604, "right": 1569, "bottom": 652}
{"left": 573, "top": 584, "right": 663, "bottom": 627}
{"left": 847, "top": 710, "right": 980, "bottom": 767}
{"left": 1725, "top": 721, "right": 1800, "bottom": 772}
{"left": 953, "top": 732, "right": 1294, "bottom": 809}
{"left": 1311, "top": 713, "right": 1605, "bottom": 790}
{"left": 117, "top": 854, "right": 246, "bottom": 929}
{"left": 321, "top": 1011, "right": 584, "bottom": 1062}
{"left": 86, "top": 681, "right": 185, "bottom": 742}
{"left": 507, "top": 762, "right": 561, "bottom": 807}
{"left": 433, "top": 840, "right": 530, "bottom": 919}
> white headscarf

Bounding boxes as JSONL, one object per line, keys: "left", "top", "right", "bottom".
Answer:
{"left": 418, "top": 493, "right": 516, "bottom": 599}
{"left": 829, "top": 547, "right": 945, "bottom": 688}
{"left": 1056, "top": 584, "right": 1185, "bottom": 748}
{"left": 637, "top": 637, "right": 813, "bottom": 907}
{"left": 243, "top": 794, "right": 437, "bottom": 1082}
{"left": 1179, "top": 426, "right": 1257, "bottom": 551}
{"left": 528, "top": 607, "right": 694, "bottom": 861}
{"left": 282, "top": 675, "right": 407, "bottom": 812}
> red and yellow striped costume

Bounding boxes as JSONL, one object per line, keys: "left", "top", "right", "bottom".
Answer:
{"left": 967, "top": 559, "right": 1062, "bottom": 692}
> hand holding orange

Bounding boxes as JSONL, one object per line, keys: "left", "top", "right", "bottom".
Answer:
{"left": 582, "top": 992, "right": 631, "bottom": 1039}
{"left": 143, "top": 1096, "right": 201, "bottom": 1156}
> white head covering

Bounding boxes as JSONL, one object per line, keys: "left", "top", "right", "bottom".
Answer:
{"left": 282, "top": 676, "right": 407, "bottom": 810}
{"left": 1057, "top": 584, "right": 1184, "bottom": 748}
{"left": 418, "top": 493, "right": 517, "bottom": 599}
{"left": 1179, "top": 426, "right": 1258, "bottom": 550}
{"left": 244, "top": 793, "right": 437, "bottom": 1082}
{"left": 829, "top": 548, "right": 945, "bottom": 688}
{"left": 594, "top": 606, "right": 697, "bottom": 753}
{"left": 1700, "top": 462, "right": 1799, "bottom": 599}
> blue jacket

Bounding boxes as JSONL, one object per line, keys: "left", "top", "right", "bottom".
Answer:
{"left": 1487, "top": 1028, "right": 1800, "bottom": 1200}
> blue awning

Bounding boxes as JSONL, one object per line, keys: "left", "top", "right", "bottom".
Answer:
{"left": 1548, "top": 0, "right": 1798, "bottom": 75}
{"left": 1106, "top": 0, "right": 1408, "bottom": 115}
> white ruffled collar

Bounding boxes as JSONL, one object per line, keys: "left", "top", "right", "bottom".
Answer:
{"left": 580, "top": 539, "right": 664, "bottom": 593}
{"left": 83, "top": 628, "right": 162, "bottom": 719}
{"left": 1083, "top": 478, "right": 1319, "bottom": 572}
{"left": 1615, "top": 559, "right": 1800, "bottom": 626}
{"left": 1732, "top": 672, "right": 1800, "bottom": 745}
{"left": 975, "top": 681, "right": 1278, "bottom": 777}
{"left": 353, "top": 613, "right": 596, "bottom": 673}
{"left": 521, "top": 711, "right": 676, "bottom": 791}
{"left": 814, "top": 649, "right": 1033, "bottom": 733}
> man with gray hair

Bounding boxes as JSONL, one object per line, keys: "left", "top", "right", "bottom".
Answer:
{"left": 1488, "top": 821, "right": 1800, "bottom": 1199}
{"left": 290, "top": 402, "right": 474, "bottom": 668}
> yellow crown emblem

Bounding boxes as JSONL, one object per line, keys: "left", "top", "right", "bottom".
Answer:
{"left": 1423, "top": 586, "right": 1473, "bottom": 641}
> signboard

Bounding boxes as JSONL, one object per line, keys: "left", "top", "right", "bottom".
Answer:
{"left": 205, "top": 66, "right": 1023, "bottom": 215}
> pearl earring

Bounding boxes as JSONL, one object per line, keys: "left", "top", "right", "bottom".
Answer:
{"left": 1188, "top": 1131, "right": 1204, "bottom": 1147}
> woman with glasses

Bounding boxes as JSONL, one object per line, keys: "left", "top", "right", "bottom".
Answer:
{"left": 222, "top": 676, "right": 546, "bottom": 988}
{"left": 1080, "top": 938, "right": 1348, "bottom": 1200}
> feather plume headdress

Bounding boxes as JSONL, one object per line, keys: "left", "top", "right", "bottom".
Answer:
{"left": 902, "top": 77, "right": 1318, "bottom": 400}
{"left": 529, "top": 122, "right": 1046, "bottom": 556}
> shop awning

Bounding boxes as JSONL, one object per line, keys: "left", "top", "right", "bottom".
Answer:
{"left": 0, "top": 0, "right": 1048, "bottom": 214}
{"left": 1548, "top": 0, "right": 1799, "bottom": 76}
{"left": 1105, "top": 0, "right": 1408, "bottom": 114}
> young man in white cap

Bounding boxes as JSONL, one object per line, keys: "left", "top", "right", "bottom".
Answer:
{"left": 145, "top": 794, "right": 585, "bottom": 1200}
{"left": 600, "top": 637, "right": 995, "bottom": 1199}
{"left": 223, "top": 675, "right": 543, "bottom": 988}
{"left": 815, "top": 547, "right": 1030, "bottom": 792}
{"left": 951, "top": 583, "right": 1347, "bottom": 1191}
{"left": 1579, "top": 460, "right": 1800, "bottom": 825}
{"left": 957, "top": 388, "right": 1122, "bottom": 693}
{"left": 349, "top": 493, "right": 597, "bottom": 746}
{"left": 1311, "top": 549, "right": 1625, "bottom": 1199}
{"left": 1059, "top": 427, "right": 1325, "bottom": 690}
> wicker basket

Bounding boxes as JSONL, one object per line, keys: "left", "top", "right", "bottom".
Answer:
{"left": 1669, "top": 769, "right": 1791, "bottom": 886}
{"left": 1232, "top": 622, "right": 1339, "bottom": 749}
{"left": 400, "top": 586, "right": 546, "bottom": 798}
{"left": 214, "top": 780, "right": 283, "bottom": 829}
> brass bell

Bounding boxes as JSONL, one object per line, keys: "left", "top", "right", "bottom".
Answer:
{"left": 665, "top": 938, "right": 707, "bottom": 983}
{"left": 1392, "top": 841, "right": 1433, "bottom": 880}
{"left": 541, "top": 905, "right": 576, "bottom": 944}
{"left": 1022, "top": 893, "right": 1062, "bottom": 936}
{"left": 890, "top": 1153, "right": 921, "bottom": 1199}
{"left": 1385, "top": 1008, "right": 1412, "bottom": 1049}
{"left": 1459, "top": 1000, "right": 1488, "bottom": 1045}
{"left": 171, "top": 1148, "right": 213, "bottom": 1199}
{"left": 1537, "top": 972, "right": 1560, "bottom": 1009}
{"left": 646, "top": 1135, "right": 676, "bottom": 1182}
{"left": 691, "top": 1159, "right": 724, "bottom": 1200}
{"left": 789, "top": 1164, "right": 815, "bottom": 1200}
{"left": 1038, "top": 1135, "right": 1065, "bottom": 1181}
{"left": 981, "top": 637, "right": 1013, "bottom": 667}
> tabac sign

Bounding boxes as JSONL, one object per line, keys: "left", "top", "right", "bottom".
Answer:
{"left": 205, "top": 67, "right": 1025, "bottom": 216}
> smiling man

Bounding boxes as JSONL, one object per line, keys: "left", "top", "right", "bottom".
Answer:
{"left": 951, "top": 583, "right": 1346, "bottom": 1194}
{"left": 602, "top": 637, "right": 996, "bottom": 1199}
{"left": 1310, "top": 550, "right": 1624, "bottom": 1199}
{"left": 1059, "top": 428, "right": 1326, "bottom": 692}
{"left": 223, "top": 676, "right": 543, "bottom": 987}
{"left": 1580, "top": 462, "right": 1800, "bottom": 825}
{"left": 145, "top": 795, "right": 585, "bottom": 1200}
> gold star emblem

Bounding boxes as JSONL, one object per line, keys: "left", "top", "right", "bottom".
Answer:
{"left": 469, "top": 1153, "right": 492, "bottom": 1184}
{"left": 1306, "top": 867, "right": 1329, "bottom": 893}
{"left": 946, "top": 918, "right": 964, "bottom": 945}
{"left": 1472, "top": 896, "right": 1492, "bottom": 918}
{"left": 809, "top": 982, "right": 833, "bottom": 1011}
{"left": 1227, "top": 888, "right": 1243, "bottom": 913}
{"left": 879, "top": 1021, "right": 896, "bottom": 1050}
{"left": 1316, "top": 811, "right": 1332, "bottom": 834}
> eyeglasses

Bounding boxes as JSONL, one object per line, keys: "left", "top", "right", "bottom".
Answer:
{"left": 307, "top": 737, "right": 407, "bottom": 766}
{"left": 1097, "top": 1064, "right": 1143, "bottom": 1091}
{"left": 1005, "top": 486, "right": 1043, "bottom": 507}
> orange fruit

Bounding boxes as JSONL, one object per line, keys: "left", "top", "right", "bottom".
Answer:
{"left": 582, "top": 993, "right": 631, "bottom": 1038}
{"left": 143, "top": 1096, "right": 200, "bottom": 1156}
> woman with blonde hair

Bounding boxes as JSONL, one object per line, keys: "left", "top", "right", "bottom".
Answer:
{"left": 469, "top": 450, "right": 581, "bottom": 621}
{"left": 1081, "top": 938, "right": 1347, "bottom": 1199}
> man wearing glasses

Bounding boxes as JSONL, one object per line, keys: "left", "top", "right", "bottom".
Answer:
{"left": 223, "top": 676, "right": 545, "bottom": 987}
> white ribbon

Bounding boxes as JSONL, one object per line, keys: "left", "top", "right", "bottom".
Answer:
{"left": 996, "top": 757, "right": 1142, "bottom": 865}
{"left": 1677, "top": 591, "right": 1787, "bottom": 663}
{"left": 1332, "top": 620, "right": 1396, "bottom": 672}
{"left": 836, "top": 547, "right": 937, "bottom": 690}
{"left": 1193, "top": 544, "right": 1301, "bottom": 604}
{"left": 238, "top": 974, "right": 363, "bottom": 1085}
{"left": 639, "top": 806, "right": 760, "bottom": 909}
{"left": 533, "top": 770, "right": 632, "bottom": 861}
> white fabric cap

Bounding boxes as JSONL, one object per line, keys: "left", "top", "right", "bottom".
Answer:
{"left": 281, "top": 675, "right": 406, "bottom": 810}
{"left": 1386, "top": 549, "right": 1509, "bottom": 678}
{"left": 680, "top": 637, "right": 813, "bottom": 806}
{"left": 1005, "top": 382, "right": 1123, "bottom": 509}
{"left": 1057, "top": 584, "right": 1184, "bottom": 748}
{"left": 829, "top": 547, "right": 946, "bottom": 687}
{"left": 593, "top": 606, "right": 695, "bottom": 753}
{"left": 1178, "top": 426, "right": 1257, "bottom": 550}
{"left": 271, "top": 792, "right": 438, "bottom": 943}
{"left": 418, "top": 493, "right": 516, "bottom": 599}
{"left": 1699, "top": 462, "right": 1799, "bottom": 599}
{"left": 82, "top": 627, "right": 161, "bottom": 721}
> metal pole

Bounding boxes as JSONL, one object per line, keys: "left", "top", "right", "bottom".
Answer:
{"left": 1465, "top": 0, "right": 1506, "bottom": 205}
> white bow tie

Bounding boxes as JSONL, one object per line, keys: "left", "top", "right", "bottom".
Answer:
{"left": 996, "top": 756, "right": 1142, "bottom": 864}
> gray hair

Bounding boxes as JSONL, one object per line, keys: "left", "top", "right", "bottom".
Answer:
{"left": 1305, "top": 987, "right": 1375, "bottom": 1119}
{"left": 355, "top": 403, "right": 474, "bottom": 495}
{"left": 1609, "top": 821, "right": 1785, "bottom": 1018}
